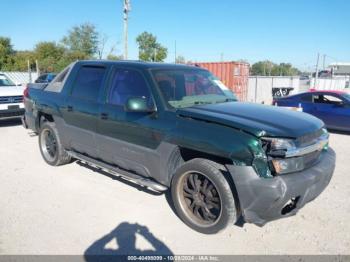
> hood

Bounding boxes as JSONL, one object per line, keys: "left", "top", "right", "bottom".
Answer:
{"left": 0, "top": 85, "right": 25, "bottom": 97}
{"left": 177, "top": 102, "right": 324, "bottom": 138}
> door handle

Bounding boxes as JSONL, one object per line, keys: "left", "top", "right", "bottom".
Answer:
{"left": 67, "top": 106, "right": 73, "bottom": 112}
{"left": 100, "top": 113, "right": 109, "bottom": 120}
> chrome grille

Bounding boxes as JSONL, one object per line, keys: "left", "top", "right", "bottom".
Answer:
{"left": 0, "top": 96, "right": 23, "bottom": 104}
{"left": 303, "top": 150, "right": 322, "bottom": 169}
{"left": 296, "top": 129, "right": 324, "bottom": 147}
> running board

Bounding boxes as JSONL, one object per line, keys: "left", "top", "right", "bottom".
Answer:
{"left": 67, "top": 151, "right": 168, "bottom": 192}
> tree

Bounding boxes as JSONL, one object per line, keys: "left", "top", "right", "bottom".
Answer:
{"left": 0, "top": 37, "right": 14, "bottom": 70}
{"left": 34, "top": 42, "right": 65, "bottom": 72}
{"left": 10, "top": 51, "right": 36, "bottom": 72}
{"left": 175, "top": 55, "right": 186, "bottom": 64}
{"left": 50, "top": 50, "right": 86, "bottom": 72}
{"left": 61, "top": 23, "right": 99, "bottom": 58}
{"left": 136, "top": 32, "right": 167, "bottom": 62}
{"left": 251, "top": 60, "right": 300, "bottom": 76}
{"left": 107, "top": 54, "right": 123, "bottom": 60}
{"left": 251, "top": 60, "right": 274, "bottom": 76}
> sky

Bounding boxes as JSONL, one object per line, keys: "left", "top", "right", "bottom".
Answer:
{"left": 1, "top": 0, "right": 349, "bottom": 71}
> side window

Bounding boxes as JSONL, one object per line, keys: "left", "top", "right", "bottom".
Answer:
{"left": 71, "top": 66, "right": 106, "bottom": 101}
{"left": 312, "top": 95, "right": 322, "bottom": 103}
{"left": 38, "top": 75, "right": 46, "bottom": 81}
{"left": 108, "top": 69, "right": 152, "bottom": 106}
{"left": 320, "top": 95, "right": 343, "bottom": 105}
{"left": 300, "top": 94, "right": 312, "bottom": 102}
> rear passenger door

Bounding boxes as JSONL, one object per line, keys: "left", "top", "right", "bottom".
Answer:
{"left": 298, "top": 93, "right": 315, "bottom": 114}
{"left": 61, "top": 65, "right": 108, "bottom": 158}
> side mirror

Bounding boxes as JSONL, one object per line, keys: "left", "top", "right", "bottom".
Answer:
{"left": 334, "top": 102, "right": 345, "bottom": 108}
{"left": 125, "top": 97, "right": 156, "bottom": 113}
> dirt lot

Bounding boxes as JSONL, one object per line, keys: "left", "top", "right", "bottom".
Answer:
{"left": 0, "top": 118, "right": 349, "bottom": 255}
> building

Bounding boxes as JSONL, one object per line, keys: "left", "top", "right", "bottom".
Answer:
{"left": 329, "top": 62, "right": 350, "bottom": 76}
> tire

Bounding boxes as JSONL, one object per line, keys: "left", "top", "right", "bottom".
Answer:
{"left": 39, "top": 121, "right": 71, "bottom": 166}
{"left": 171, "top": 158, "right": 237, "bottom": 234}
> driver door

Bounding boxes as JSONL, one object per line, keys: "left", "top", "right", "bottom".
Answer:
{"left": 96, "top": 67, "right": 162, "bottom": 178}
{"left": 313, "top": 94, "right": 350, "bottom": 130}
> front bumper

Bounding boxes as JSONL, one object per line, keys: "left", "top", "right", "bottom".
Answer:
{"left": 226, "top": 148, "right": 336, "bottom": 226}
{"left": 0, "top": 108, "right": 25, "bottom": 119}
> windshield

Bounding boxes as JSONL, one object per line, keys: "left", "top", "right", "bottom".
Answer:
{"left": 152, "top": 69, "right": 237, "bottom": 108}
{"left": 342, "top": 93, "right": 350, "bottom": 102}
{"left": 0, "top": 75, "right": 15, "bottom": 87}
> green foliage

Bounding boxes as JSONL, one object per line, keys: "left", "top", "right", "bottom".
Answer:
{"left": 10, "top": 51, "right": 36, "bottom": 71}
{"left": 1, "top": 26, "right": 172, "bottom": 72}
{"left": 61, "top": 23, "right": 99, "bottom": 57}
{"left": 136, "top": 32, "right": 167, "bottom": 62}
{"left": 0, "top": 37, "right": 15, "bottom": 70}
{"left": 34, "top": 42, "right": 65, "bottom": 72}
{"left": 0, "top": 22, "right": 100, "bottom": 72}
{"left": 251, "top": 60, "right": 300, "bottom": 76}
{"left": 175, "top": 55, "right": 186, "bottom": 64}
{"left": 55, "top": 50, "right": 89, "bottom": 72}
{"left": 107, "top": 54, "right": 123, "bottom": 60}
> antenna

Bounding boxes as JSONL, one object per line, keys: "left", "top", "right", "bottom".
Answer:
{"left": 123, "top": 0, "right": 131, "bottom": 60}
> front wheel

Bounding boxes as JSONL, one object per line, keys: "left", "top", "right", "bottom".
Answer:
{"left": 171, "top": 159, "right": 237, "bottom": 234}
{"left": 39, "top": 121, "right": 71, "bottom": 166}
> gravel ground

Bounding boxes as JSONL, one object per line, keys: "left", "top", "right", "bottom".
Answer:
{"left": 0, "top": 118, "right": 349, "bottom": 255}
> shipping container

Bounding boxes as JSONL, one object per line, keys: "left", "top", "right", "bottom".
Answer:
{"left": 192, "top": 61, "right": 250, "bottom": 101}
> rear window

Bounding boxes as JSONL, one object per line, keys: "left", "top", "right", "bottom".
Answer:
{"left": 71, "top": 66, "right": 106, "bottom": 101}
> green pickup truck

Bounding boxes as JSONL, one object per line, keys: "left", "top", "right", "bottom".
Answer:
{"left": 23, "top": 61, "right": 335, "bottom": 234}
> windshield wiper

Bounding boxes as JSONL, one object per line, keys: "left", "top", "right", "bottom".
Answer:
{"left": 194, "top": 101, "right": 213, "bottom": 105}
{"left": 213, "top": 98, "right": 237, "bottom": 104}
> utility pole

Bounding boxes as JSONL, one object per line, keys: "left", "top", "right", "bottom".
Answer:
{"left": 153, "top": 48, "right": 157, "bottom": 62}
{"left": 174, "top": 41, "right": 177, "bottom": 64}
{"left": 35, "top": 60, "right": 40, "bottom": 77}
{"left": 323, "top": 54, "right": 326, "bottom": 70}
{"left": 27, "top": 60, "right": 32, "bottom": 83}
{"left": 123, "top": 0, "right": 131, "bottom": 60}
{"left": 314, "top": 53, "right": 320, "bottom": 89}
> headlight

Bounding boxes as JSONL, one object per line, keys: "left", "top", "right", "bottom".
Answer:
{"left": 261, "top": 134, "right": 326, "bottom": 175}
{"left": 261, "top": 137, "right": 301, "bottom": 175}
{"left": 271, "top": 157, "right": 304, "bottom": 174}
{"left": 262, "top": 137, "right": 296, "bottom": 152}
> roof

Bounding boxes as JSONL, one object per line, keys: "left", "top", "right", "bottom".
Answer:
{"left": 329, "top": 62, "right": 350, "bottom": 66}
{"left": 77, "top": 60, "right": 200, "bottom": 70}
{"left": 308, "top": 89, "right": 348, "bottom": 95}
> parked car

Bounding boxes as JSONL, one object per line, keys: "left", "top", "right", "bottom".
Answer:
{"left": 272, "top": 87, "right": 294, "bottom": 98}
{"left": 35, "top": 73, "right": 57, "bottom": 83}
{"left": 23, "top": 61, "right": 335, "bottom": 234}
{"left": 0, "top": 74, "right": 25, "bottom": 119}
{"left": 312, "top": 70, "right": 332, "bottom": 78}
{"left": 274, "top": 90, "right": 350, "bottom": 131}
{"left": 299, "top": 75, "right": 310, "bottom": 80}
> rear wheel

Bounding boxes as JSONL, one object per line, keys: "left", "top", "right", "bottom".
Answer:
{"left": 39, "top": 122, "right": 71, "bottom": 166}
{"left": 171, "top": 159, "right": 237, "bottom": 234}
